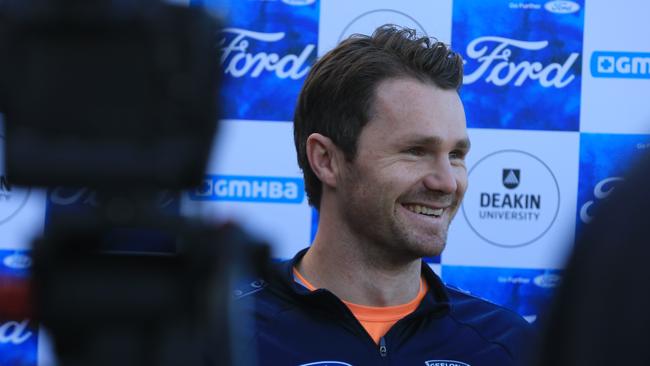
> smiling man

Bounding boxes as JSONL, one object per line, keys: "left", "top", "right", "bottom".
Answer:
{"left": 236, "top": 25, "right": 535, "bottom": 366}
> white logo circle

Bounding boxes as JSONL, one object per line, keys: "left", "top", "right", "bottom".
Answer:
{"left": 0, "top": 135, "right": 31, "bottom": 226}
{"left": 461, "top": 150, "right": 560, "bottom": 248}
{"left": 338, "top": 9, "right": 427, "bottom": 43}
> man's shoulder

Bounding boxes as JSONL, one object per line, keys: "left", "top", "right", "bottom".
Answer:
{"left": 445, "top": 284, "right": 534, "bottom": 330}
{"left": 443, "top": 284, "right": 537, "bottom": 359}
{"left": 232, "top": 276, "right": 291, "bottom": 326}
{"left": 232, "top": 259, "right": 300, "bottom": 319}
{"left": 422, "top": 265, "right": 533, "bottom": 334}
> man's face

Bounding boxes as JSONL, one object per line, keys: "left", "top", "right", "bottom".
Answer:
{"left": 337, "top": 77, "right": 469, "bottom": 261}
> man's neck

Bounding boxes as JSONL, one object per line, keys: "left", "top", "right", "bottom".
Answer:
{"left": 296, "top": 215, "right": 423, "bottom": 307}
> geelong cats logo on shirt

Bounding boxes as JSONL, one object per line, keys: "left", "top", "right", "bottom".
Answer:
{"left": 425, "top": 360, "right": 471, "bottom": 366}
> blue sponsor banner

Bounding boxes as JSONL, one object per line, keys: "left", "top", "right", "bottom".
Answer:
{"left": 44, "top": 188, "right": 180, "bottom": 253}
{"left": 0, "top": 250, "right": 37, "bottom": 366}
{"left": 192, "top": 0, "right": 319, "bottom": 121}
{"left": 576, "top": 133, "right": 650, "bottom": 233}
{"left": 591, "top": 51, "right": 650, "bottom": 79}
{"left": 452, "top": 0, "right": 584, "bottom": 131}
{"left": 190, "top": 175, "right": 305, "bottom": 204}
{"left": 442, "top": 265, "right": 561, "bottom": 324}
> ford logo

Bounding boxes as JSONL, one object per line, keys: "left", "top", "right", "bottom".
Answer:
{"left": 544, "top": 1, "right": 580, "bottom": 14}
{"left": 298, "top": 362, "right": 353, "bottom": 366}
{"left": 281, "top": 0, "right": 316, "bottom": 6}
{"left": 533, "top": 273, "right": 561, "bottom": 288}
{"left": 3, "top": 253, "right": 32, "bottom": 270}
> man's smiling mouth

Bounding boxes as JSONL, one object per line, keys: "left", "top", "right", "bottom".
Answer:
{"left": 403, "top": 204, "right": 444, "bottom": 217}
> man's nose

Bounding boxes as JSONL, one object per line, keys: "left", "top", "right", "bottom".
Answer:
{"left": 422, "top": 159, "right": 458, "bottom": 194}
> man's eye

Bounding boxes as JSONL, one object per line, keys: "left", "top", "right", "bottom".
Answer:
{"left": 450, "top": 150, "right": 466, "bottom": 160}
{"left": 405, "top": 147, "right": 425, "bottom": 156}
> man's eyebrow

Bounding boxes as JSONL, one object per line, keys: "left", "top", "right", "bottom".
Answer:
{"left": 401, "top": 136, "right": 471, "bottom": 150}
{"left": 456, "top": 137, "right": 471, "bottom": 150}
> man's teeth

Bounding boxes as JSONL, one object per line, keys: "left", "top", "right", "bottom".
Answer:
{"left": 405, "top": 204, "right": 443, "bottom": 217}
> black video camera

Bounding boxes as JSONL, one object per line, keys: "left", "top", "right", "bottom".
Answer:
{"left": 0, "top": 0, "right": 219, "bottom": 190}
{"left": 0, "top": 1, "right": 268, "bottom": 365}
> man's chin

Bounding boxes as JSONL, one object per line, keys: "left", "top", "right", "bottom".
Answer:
{"left": 419, "top": 237, "right": 447, "bottom": 258}
{"left": 401, "top": 241, "right": 446, "bottom": 261}
{"left": 419, "top": 245, "right": 445, "bottom": 259}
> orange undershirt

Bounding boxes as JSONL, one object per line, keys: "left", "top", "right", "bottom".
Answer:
{"left": 293, "top": 267, "right": 428, "bottom": 344}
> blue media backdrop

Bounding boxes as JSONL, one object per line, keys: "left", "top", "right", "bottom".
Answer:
{"left": 1, "top": 0, "right": 650, "bottom": 364}
{"left": 208, "top": 0, "right": 319, "bottom": 121}
{"left": 575, "top": 133, "right": 650, "bottom": 233}
{"left": 453, "top": 0, "right": 584, "bottom": 131}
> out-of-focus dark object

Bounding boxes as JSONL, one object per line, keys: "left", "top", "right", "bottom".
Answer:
{"left": 0, "top": 0, "right": 219, "bottom": 190}
{"left": 33, "top": 217, "right": 268, "bottom": 366}
{"left": 536, "top": 151, "right": 650, "bottom": 365}
{"left": 0, "top": 1, "right": 271, "bottom": 365}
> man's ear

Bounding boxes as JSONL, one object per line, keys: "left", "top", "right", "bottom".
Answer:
{"left": 306, "top": 133, "right": 343, "bottom": 189}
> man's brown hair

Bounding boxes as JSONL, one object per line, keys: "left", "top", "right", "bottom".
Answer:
{"left": 294, "top": 24, "right": 464, "bottom": 209}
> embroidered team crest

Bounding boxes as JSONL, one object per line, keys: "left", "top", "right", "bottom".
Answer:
{"left": 424, "top": 360, "right": 470, "bottom": 366}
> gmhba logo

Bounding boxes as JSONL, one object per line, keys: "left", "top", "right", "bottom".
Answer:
{"left": 462, "top": 150, "right": 560, "bottom": 247}
{"left": 190, "top": 175, "right": 305, "bottom": 204}
{"left": 591, "top": 51, "right": 650, "bottom": 79}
